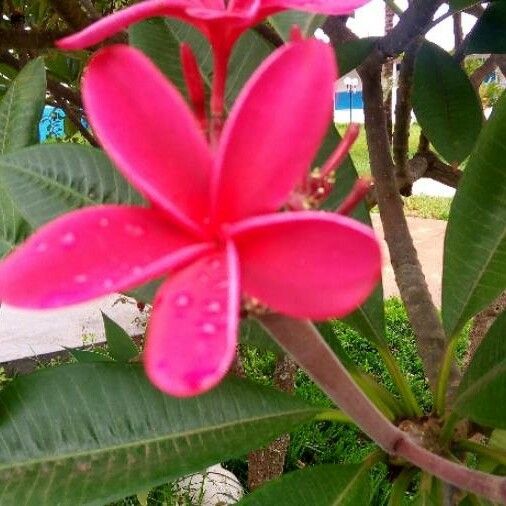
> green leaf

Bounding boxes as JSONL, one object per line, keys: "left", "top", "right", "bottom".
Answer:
{"left": 465, "top": 3, "right": 506, "bottom": 55}
{"left": 0, "top": 185, "right": 30, "bottom": 256}
{"left": 413, "top": 475, "right": 444, "bottom": 506}
{"left": 412, "top": 41, "right": 483, "bottom": 164}
{"left": 129, "top": 18, "right": 188, "bottom": 96}
{"left": 0, "top": 144, "right": 142, "bottom": 227}
{"left": 0, "top": 363, "right": 320, "bottom": 505}
{"left": 102, "top": 312, "right": 139, "bottom": 362}
{"left": 0, "top": 57, "right": 46, "bottom": 155}
{"left": 269, "top": 11, "right": 325, "bottom": 40}
{"left": 442, "top": 91, "right": 506, "bottom": 336}
{"left": 238, "top": 464, "right": 369, "bottom": 505}
{"left": 334, "top": 37, "right": 379, "bottom": 76}
{"left": 452, "top": 310, "right": 506, "bottom": 428}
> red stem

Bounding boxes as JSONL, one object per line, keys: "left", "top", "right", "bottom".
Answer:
{"left": 210, "top": 45, "right": 230, "bottom": 146}
{"left": 258, "top": 315, "right": 506, "bottom": 504}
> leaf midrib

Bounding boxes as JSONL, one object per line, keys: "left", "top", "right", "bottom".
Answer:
{"left": 0, "top": 406, "right": 318, "bottom": 474}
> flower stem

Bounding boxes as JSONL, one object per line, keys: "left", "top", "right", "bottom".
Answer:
{"left": 210, "top": 46, "right": 230, "bottom": 146}
{"left": 435, "top": 337, "right": 459, "bottom": 415}
{"left": 258, "top": 314, "right": 506, "bottom": 504}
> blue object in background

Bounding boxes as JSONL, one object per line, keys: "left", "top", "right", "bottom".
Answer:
{"left": 39, "top": 105, "right": 89, "bottom": 141}
{"left": 39, "top": 105, "right": 65, "bottom": 141}
{"left": 334, "top": 91, "right": 364, "bottom": 111}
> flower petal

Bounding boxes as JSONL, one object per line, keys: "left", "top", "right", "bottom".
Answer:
{"left": 83, "top": 45, "right": 212, "bottom": 237}
{"left": 259, "top": 0, "right": 371, "bottom": 16}
{"left": 212, "top": 39, "right": 336, "bottom": 222}
{"left": 57, "top": 0, "right": 190, "bottom": 50}
{"left": 231, "top": 211, "right": 381, "bottom": 319}
{"left": 0, "top": 206, "right": 211, "bottom": 309}
{"left": 144, "top": 243, "right": 240, "bottom": 397}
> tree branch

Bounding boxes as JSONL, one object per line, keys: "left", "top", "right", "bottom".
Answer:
{"left": 0, "top": 27, "right": 70, "bottom": 49}
{"left": 359, "top": 60, "right": 459, "bottom": 393}
{"left": 49, "top": 0, "right": 97, "bottom": 30}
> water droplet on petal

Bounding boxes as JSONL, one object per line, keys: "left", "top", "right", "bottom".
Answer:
{"left": 201, "top": 322, "right": 216, "bottom": 335}
{"left": 61, "top": 232, "right": 76, "bottom": 247}
{"left": 174, "top": 293, "right": 191, "bottom": 308}
{"left": 35, "top": 242, "right": 48, "bottom": 253}
{"left": 125, "top": 224, "right": 145, "bottom": 237}
{"left": 132, "top": 266, "right": 143, "bottom": 276}
{"left": 74, "top": 274, "right": 88, "bottom": 284}
{"left": 99, "top": 218, "right": 109, "bottom": 228}
{"left": 206, "top": 301, "right": 221, "bottom": 314}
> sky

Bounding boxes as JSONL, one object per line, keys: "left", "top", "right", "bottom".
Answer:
{"left": 346, "top": 0, "right": 477, "bottom": 51}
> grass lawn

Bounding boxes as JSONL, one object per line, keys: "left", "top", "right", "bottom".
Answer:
{"left": 337, "top": 124, "right": 453, "bottom": 222}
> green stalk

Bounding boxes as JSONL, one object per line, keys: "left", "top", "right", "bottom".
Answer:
{"left": 378, "top": 346, "right": 423, "bottom": 418}
{"left": 456, "top": 440, "right": 506, "bottom": 466}
{"left": 439, "top": 411, "right": 460, "bottom": 446}
{"left": 388, "top": 467, "right": 418, "bottom": 506}
{"left": 353, "top": 371, "right": 403, "bottom": 421}
{"left": 435, "top": 337, "right": 459, "bottom": 415}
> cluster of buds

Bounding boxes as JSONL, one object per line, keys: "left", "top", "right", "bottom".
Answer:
{"left": 287, "top": 123, "right": 372, "bottom": 214}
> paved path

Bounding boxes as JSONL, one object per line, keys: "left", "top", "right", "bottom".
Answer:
{"left": 372, "top": 214, "right": 446, "bottom": 306}
{"left": 0, "top": 296, "right": 144, "bottom": 365}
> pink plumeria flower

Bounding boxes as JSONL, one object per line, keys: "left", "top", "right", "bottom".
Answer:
{"left": 0, "top": 39, "right": 380, "bottom": 397}
{"left": 57, "top": 0, "right": 371, "bottom": 121}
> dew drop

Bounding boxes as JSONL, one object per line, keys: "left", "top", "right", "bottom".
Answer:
{"left": 35, "top": 242, "right": 48, "bottom": 253}
{"left": 99, "top": 218, "right": 109, "bottom": 228}
{"left": 201, "top": 322, "right": 216, "bottom": 335}
{"left": 61, "top": 232, "right": 76, "bottom": 247}
{"left": 125, "top": 224, "right": 145, "bottom": 237}
{"left": 132, "top": 266, "right": 143, "bottom": 276}
{"left": 74, "top": 274, "right": 88, "bottom": 284}
{"left": 174, "top": 293, "right": 191, "bottom": 308}
{"left": 206, "top": 301, "right": 221, "bottom": 314}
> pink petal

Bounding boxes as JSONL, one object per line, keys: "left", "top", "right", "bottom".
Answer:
{"left": 144, "top": 243, "right": 240, "bottom": 397}
{"left": 83, "top": 45, "right": 212, "bottom": 237}
{"left": 213, "top": 39, "right": 336, "bottom": 223}
{"left": 259, "top": 0, "right": 371, "bottom": 16}
{"left": 231, "top": 211, "right": 381, "bottom": 319}
{"left": 57, "top": 0, "right": 190, "bottom": 50}
{"left": 0, "top": 206, "right": 211, "bottom": 309}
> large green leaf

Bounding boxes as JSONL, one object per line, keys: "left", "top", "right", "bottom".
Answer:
{"left": 238, "top": 464, "right": 369, "bottom": 505}
{"left": 465, "top": 3, "right": 506, "bottom": 55}
{"left": 0, "top": 57, "right": 46, "bottom": 155}
{"left": 0, "top": 144, "right": 142, "bottom": 227}
{"left": 0, "top": 363, "right": 320, "bottom": 505}
{"left": 334, "top": 37, "right": 379, "bottom": 76}
{"left": 452, "top": 310, "right": 506, "bottom": 428}
{"left": 412, "top": 41, "right": 483, "bottom": 164}
{"left": 0, "top": 58, "right": 46, "bottom": 257}
{"left": 269, "top": 11, "right": 325, "bottom": 40}
{"left": 0, "top": 185, "right": 30, "bottom": 256}
{"left": 442, "top": 91, "right": 506, "bottom": 337}
{"left": 129, "top": 17, "right": 188, "bottom": 96}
